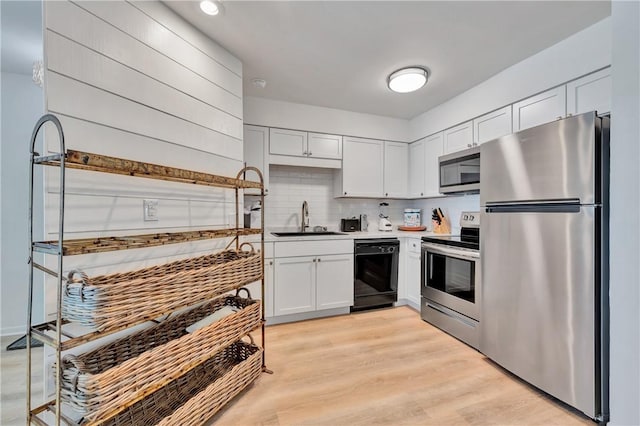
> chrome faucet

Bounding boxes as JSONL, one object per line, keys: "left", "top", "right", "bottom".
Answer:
{"left": 301, "top": 200, "right": 310, "bottom": 232}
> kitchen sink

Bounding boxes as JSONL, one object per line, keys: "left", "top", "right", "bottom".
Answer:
{"left": 271, "top": 231, "right": 347, "bottom": 237}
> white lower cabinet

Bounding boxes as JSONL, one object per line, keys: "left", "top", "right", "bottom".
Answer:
{"left": 273, "top": 240, "right": 354, "bottom": 318}
{"left": 245, "top": 257, "right": 275, "bottom": 318}
{"left": 316, "top": 254, "right": 354, "bottom": 309}
{"left": 406, "top": 238, "right": 422, "bottom": 307}
{"left": 274, "top": 256, "right": 316, "bottom": 316}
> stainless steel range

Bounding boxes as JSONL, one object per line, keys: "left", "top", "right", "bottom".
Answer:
{"left": 420, "top": 212, "right": 480, "bottom": 348}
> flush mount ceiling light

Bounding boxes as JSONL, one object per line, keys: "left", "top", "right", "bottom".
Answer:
{"left": 200, "top": 0, "right": 223, "bottom": 16}
{"left": 387, "top": 67, "right": 429, "bottom": 93}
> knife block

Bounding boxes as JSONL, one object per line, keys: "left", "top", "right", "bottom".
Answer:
{"left": 432, "top": 212, "right": 451, "bottom": 235}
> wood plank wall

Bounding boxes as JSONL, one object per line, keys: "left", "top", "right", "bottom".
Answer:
{"left": 41, "top": 0, "right": 244, "bottom": 321}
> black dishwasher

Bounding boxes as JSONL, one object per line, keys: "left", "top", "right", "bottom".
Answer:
{"left": 351, "top": 238, "right": 399, "bottom": 312}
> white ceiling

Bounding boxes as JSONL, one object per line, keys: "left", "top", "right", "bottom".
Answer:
{"left": 165, "top": 1, "right": 610, "bottom": 120}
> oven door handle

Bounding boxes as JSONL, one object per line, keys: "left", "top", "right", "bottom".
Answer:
{"left": 421, "top": 244, "right": 479, "bottom": 261}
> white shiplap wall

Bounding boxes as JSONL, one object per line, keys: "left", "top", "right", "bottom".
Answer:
{"left": 41, "top": 0, "right": 244, "bottom": 320}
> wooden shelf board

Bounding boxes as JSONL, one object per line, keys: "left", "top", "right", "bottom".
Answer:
{"left": 39, "top": 149, "right": 263, "bottom": 190}
{"left": 33, "top": 228, "right": 262, "bottom": 256}
{"left": 30, "top": 400, "right": 78, "bottom": 426}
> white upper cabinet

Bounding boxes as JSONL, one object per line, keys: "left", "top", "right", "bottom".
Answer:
{"left": 243, "top": 125, "right": 270, "bottom": 194}
{"left": 513, "top": 86, "right": 566, "bottom": 131}
{"left": 566, "top": 68, "right": 611, "bottom": 116}
{"left": 307, "top": 132, "right": 343, "bottom": 159}
{"left": 269, "top": 128, "right": 307, "bottom": 156}
{"left": 443, "top": 121, "right": 473, "bottom": 154}
{"left": 337, "top": 137, "right": 383, "bottom": 197}
{"left": 473, "top": 106, "right": 512, "bottom": 145}
{"left": 408, "top": 132, "right": 442, "bottom": 198}
{"left": 408, "top": 139, "right": 425, "bottom": 198}
{"left": 269, "top": 128, "right": 342, "bottom": 168}
{"left": 423, "top": 132, "right": 443, "bottom": 197}
{"left": 383, "top": 141, "right": 408, "bottom": 198}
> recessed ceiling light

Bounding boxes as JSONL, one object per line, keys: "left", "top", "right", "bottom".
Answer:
{"left": 200, "top": 0, "right": 221, "bottom": 16}
{"left": 252, "top": 78, "right": 267, "bottom": 89}
{"left": 387, "top": 67, "right": 429, "bottom": 93}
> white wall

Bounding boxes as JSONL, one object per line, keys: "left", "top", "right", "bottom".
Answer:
{"left": 0, "top": 73, "right": 45, "bottom": 335}
{"left": 40, "top": 0, "right": 244, "bottom": 322}
{"left": 409, "top": 17, "right": 612, "bottom": 140}
{"left": 411, "top": 195, "right": 480, "bottom": 235}
{"left": 261, "top": 165, "right": 406, "bottom": 230}
{"left": 609, "top": 1, "right": 640, "bottom": 424}
{"left": 244, "top": 96, "right": 410, "bottom": 142}
{"left": 260, "top": 165, "right": 479, "bottom": 234}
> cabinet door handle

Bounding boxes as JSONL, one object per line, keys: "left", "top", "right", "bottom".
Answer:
{"left": 385, "top": 192, "right": 388, "bottom": 196}
{"left": 467, "top": 143, "right": 472, "bottom": 148}
{"left": 344, "top": 192, "right": 347, "bottom": 195}
{"left": 269, "top": 260, "right": 273, "bottom": 265}
{"left": 303, "top": 151, "right": 308, "bottom": 155}
{"left": 317, "top": 258, "right": 321, "bottom": 262}
{"left": 312, "top": 258, "right": 317, "bottom": 262}
{"left": 421, "top": 192, "right": 423, "bottom": 196}
{"left": 308, "top": 152, "right": 312, "bottom": 156}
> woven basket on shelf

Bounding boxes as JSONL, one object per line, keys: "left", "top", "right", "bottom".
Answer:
{"left": 63, "top": 243, "right": 262, "bottom": 332}
{"left": 100, "top": 340, "right": 262, "bottom": 426}
{"left": 59, "top": 290, "right": 261, "bottom": 424}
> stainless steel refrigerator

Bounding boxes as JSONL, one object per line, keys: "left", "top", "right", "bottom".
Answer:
{"left": 480, "top": 112, "right": 609, "bottom": 422}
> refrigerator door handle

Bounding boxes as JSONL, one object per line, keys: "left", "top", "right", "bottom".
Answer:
{"left": 485, "top": 203, "right": 581, "bottom": 214}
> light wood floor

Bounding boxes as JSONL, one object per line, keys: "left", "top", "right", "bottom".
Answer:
{"left": 2, "top": 307, "right": 591, "bottom": 425}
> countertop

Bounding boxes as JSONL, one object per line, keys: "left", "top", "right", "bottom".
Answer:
{"left": 246, "top": 228, "right": 455, "bottom": 243}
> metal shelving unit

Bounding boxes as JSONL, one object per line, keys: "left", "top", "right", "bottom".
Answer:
{"left": 26, "top": 114, "right": 268, "bottom": 425}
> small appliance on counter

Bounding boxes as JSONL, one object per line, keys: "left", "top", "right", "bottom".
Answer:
{"left": 340, "top": 217, "right": 361, "bottom": 232}
{"left": 243, "top": 201, "right": 261, "bottom": 228}
{"left": 398, "top": 209, "right": 426, "bottom": 231}
{"left": 359, "top": 214, "right": 368, "bottom": 231}
{"left": 378, "top": 202, "right": 393, "bottom": 231}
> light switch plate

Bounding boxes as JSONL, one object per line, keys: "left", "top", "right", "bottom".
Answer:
{"left": 143, "top": 199, "right": 159, "bottom": 221}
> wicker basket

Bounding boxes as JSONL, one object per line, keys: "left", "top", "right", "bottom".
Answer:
{"left": 100, "top": 340, "right": 262, "bottom": 426}
{"left": 63, "top": 243, "right": 262, "bottom": 332}
{"left": 59, "top": 290, "right": 261, "bottom": 423}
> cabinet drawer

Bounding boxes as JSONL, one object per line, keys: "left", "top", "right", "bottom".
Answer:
{"left": 407, "top": 239, "right": 421, "bottom": 254}
{"left": 275, "top": 239, "right": 353, "bottom": 257}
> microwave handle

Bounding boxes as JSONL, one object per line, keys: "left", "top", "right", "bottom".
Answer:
{"left": 421, "top": 243, "right": 479, "bottom": 261}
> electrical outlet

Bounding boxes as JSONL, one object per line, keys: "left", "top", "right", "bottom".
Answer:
{"left": 143, "top": 199, "right": 159, "bottom": 221}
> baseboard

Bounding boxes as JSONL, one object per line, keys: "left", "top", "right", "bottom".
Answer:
{"left": 396, "top": 298, "right": 420, "bottom": 312}
{"left": 1, "top": 326, "right": 26, "bottom": 338}
{"left": 266, "top": 307, "right": 350, "bottom": 325}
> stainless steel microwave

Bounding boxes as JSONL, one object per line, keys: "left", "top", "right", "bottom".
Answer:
{"left": 439, "top": 146, "right": 480, "bottom": 194}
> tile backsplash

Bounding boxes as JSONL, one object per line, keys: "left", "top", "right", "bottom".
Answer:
{"left": 247, "top": 165, "right": 480, "bottom": 233}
